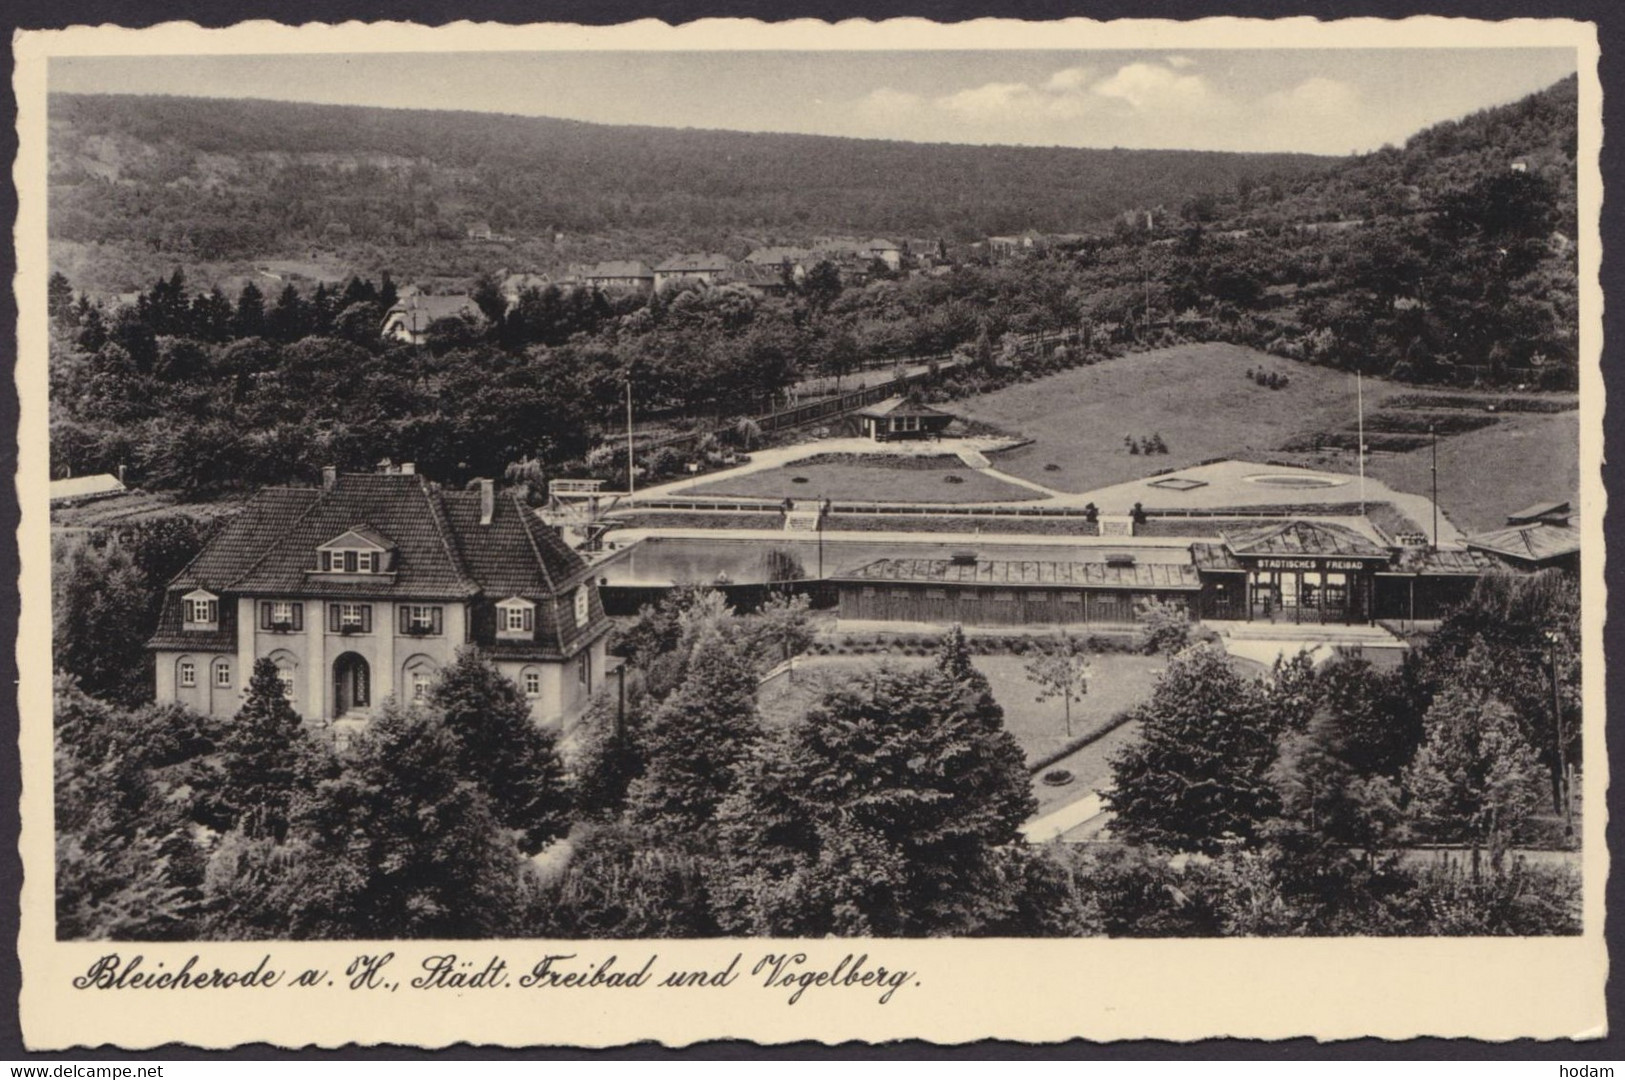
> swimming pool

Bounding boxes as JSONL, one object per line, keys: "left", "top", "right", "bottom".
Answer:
{"left": 593, "top": 535, "right": 1190, "bottom": 586}
{"left": 1244, "top": 473, "right": 1351, "bottom": 490}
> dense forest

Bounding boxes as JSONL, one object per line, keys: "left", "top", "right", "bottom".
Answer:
{"left": 48, "top": 92, "right": 1331, "bottom": 279}
{"left": 48, "top": 77, "right": 1579, "bottom": 495}
{"left": 55, "top": 564, "right": 1582, "bottom": 940}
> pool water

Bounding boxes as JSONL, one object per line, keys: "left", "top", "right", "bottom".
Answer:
{"left": 1244, "top": 473, "right": 1350, "bottom": 489}
{"left": 594, "top": 536, "right": 1188, "bottom": 586}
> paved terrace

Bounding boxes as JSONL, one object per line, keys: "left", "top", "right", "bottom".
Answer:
{"left": 617, "top": 442, "right": 1463, "bottom": 546}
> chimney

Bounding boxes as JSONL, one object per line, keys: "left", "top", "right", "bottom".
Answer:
{"left": 400, "top": 462, "right": 416, "bottom": 475}
{"left": 478, "top": 478, "right": 495, "bottom": 525}
{"left": 322, "top": 465, "right": 338, "bottom": 492}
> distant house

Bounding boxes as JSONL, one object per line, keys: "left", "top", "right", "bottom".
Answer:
{"left": 577, "top": 260, "right": 656, "bottom": 294}
{"left": 501, "top": 272, "right": 552, "bottom": 307}
{"left": 724, "top": 261, "right": 795, "bottom": 297}
{"left": 862, "top": 238, "right": 903, "bottom": 271}
{"left": 653, "top": 253, "right": 731, "bottom": 292}
{"left": 744, "top": 246, "right": 812, "bottom": 282}
{"left": 856, "top": 397, "right": 956, "bottom": 441}
{"left": 466, "top": 221, "right": 494, "bottom": 241}
{"left": 148, "top": 467, "right": 611, "bottom": 732}
{"left": 380, "top": 295, "right": 477, "bottom": 345}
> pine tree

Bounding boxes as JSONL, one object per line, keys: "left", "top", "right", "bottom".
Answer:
{"left": 234, "top": 281, "right": 265, "bottom": 339}
{"left": 628, "top": 626, "right": 761, "bottom": 834}
{"left": 220, "top": 657, "right": 323, "bottom": 840}
{"left": 426, "top": 647, "right": 572, "bottom": 855}
{"left": 1405, "top": 680, "right": 1545, "bottom": 874}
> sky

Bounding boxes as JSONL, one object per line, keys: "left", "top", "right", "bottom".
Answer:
{"left": 51, "top": 48, "right": 1579, "bottom": 155}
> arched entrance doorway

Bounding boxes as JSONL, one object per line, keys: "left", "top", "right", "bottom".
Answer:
{"left": 332, "top": 652, "right": 371, "bottom": 718}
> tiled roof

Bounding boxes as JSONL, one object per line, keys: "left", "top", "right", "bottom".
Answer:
{"left": 1506, "top": 500, "right": 1571, "bottom": 524}
{"left": 1381, "top": 547, "right": 1503, "bottom": 576}
{"left": 384, "top": 295, "right": 475, "bottom": 333}
{"left": 156, "top": 474, "right": 609, "bottom": 656}
{"left": 744, "top": 246, "right": 810, "bottom": 264}
{"left": 837, "top": 558, "right": 1202, "bottom": 591}
{"left": 582, "top": 260, "right": 653, "bottom": 280}
{"left": 1190, "top": 542, "right": 1245, "bottom": 572}
{"left": 655, "top": 253, "right": 731, "bottom": 273}
{"left": 171, "top": 488, "right": 323, "bottom": 592}
{"left": 224, "top": 474, "right": 477, "bottom": 598}
{"left": 726, "top": 262, "right": 794, "bottom": 287}
{"left": 1221, "top": 520, "right": 1391, "bottom": 559}
{"left": 1465, "top": 523, "right": 1582, "bottom": 565}
{"left": 856, "top": 396, "right": 955, "bottom": 420}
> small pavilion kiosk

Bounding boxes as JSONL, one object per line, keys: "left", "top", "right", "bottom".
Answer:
{"left": 856, "top": 397, "right": 956, "bottom": 442}
{"left": 1205, "top": 520, "right": 1392, "bottom": 625}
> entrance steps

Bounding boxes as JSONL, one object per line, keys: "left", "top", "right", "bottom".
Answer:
{"left": 955, "top": 447, "right": 991, "bottom": 469}
{"left": 782, "top": 500, "right": 825, "bottom": 532}
{"left": 1215, "top": 621, "right": 1401, "bottom": 647}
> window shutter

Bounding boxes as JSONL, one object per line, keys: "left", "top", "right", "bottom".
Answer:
{"left": 320, "top": 550, "right": 331, "bottom": 572}
{"left": 432, "top": 607, "right": 443, "bottom": 635}
{"left": 400, "top": 605, "right": 411, "bottom": 634}
{"left": 261, "top": 602, "right": 272, "bottom": 629}
{"left": 522, "top": 607, "right": 534, "bottom": 633}
{"left": 207, "top": 600, "right": 218, "bottom": 623}
{"left": 292, "top": 603, "right": 303, "bottom": 631}
{"left": 361, "top": 605, "right": 373, "bottom": 633}
{"left": 329, "top": 603, "right": 341, "bottom": 633}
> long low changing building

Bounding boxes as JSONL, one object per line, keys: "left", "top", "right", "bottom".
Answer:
{"left": 832, "top": 519, "right": 1510, "bottom": 627}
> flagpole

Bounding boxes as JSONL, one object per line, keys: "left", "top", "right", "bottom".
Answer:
{"left": 1357, "top": 369, "right": 1366, "bottom": 515}
{"left": 626, "top": 377, "right": 636, "bottom": 497}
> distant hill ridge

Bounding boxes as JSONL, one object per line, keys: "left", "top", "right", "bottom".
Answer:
{"left": 48, "top": 92, "right": 1334, "bottom": 255}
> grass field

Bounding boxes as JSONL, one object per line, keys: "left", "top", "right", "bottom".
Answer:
{"left": 960, "top": 343, "right": 1404, "bottom": 494}
{"left": 1363, "top": 410, "right": 1581, "bottom": 533}
{"left": 758, "top": 652, "right": 1166, "bottom": 768}
{"left": 687, "top": 458, "right": 1044, "bottom": 504}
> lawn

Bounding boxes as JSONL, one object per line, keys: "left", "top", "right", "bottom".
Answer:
{"left": 956, "top": 343, "right": 1404, "bottom": 493}
{"left": 686, "top": 458, "right": 1044, "bottom": 504}
{"left": 758, "top": 651, "right": 1167, "bottom": 769}
{"left": 1363, "top": 410, "right": 1581, "bottom": 533}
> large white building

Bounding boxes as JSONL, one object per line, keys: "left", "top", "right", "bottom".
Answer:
{"left": 148, "top": 467, "right": 611, "bottom": 734}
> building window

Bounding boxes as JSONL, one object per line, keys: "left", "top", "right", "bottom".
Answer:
{"left": 329, "top": 603, "right": 373, "bottom": 633}
{"left": 320, "top": 548, "right": 381, "bottom": 573}
{"left": 400, "top": 605, "right": 443, "bottom": 635}
{"left": 276, "top": 668, "right": 295, "bottom": 701}
{"left": 574, "top": 587, "right": 590, "bottom": 628}
{"left": 524, "top": 670, "right": 542, "bottom": 698}
{"left": 183, "top": 592, "right": 219, "bottom": 627}
{"left": 577, "top": 652, "right": 592, "bottom": 691}
{"left": 179, "top": 662, "right": 196, "bottom": 688}
{"left": 261, "top": 601, "right": 304, "bottom": 631}
{"left": 498, "top": 600, "right": 535, "bottom": 636}
{"left": 412, "top": 671, "right": 433, "bottom": 703}
{"left": 213, "top": 660, "right": 231, "bottom": 688}
{"left": 1028, "top": 591, "right": 1049, "bottom": 603}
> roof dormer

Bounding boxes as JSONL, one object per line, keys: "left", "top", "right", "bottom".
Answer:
{"left": 496, "top": 595, "right": 536, "bottom": 639}
{"left": 316, "top": 525, "right": 397, "bottom": 574}
{"left": 182, "top": 588, "right": 219, "bottom": 630}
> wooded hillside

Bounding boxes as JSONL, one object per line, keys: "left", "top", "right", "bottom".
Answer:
{"left": 48, "top": 92, "right": 1331, "bottom": 279}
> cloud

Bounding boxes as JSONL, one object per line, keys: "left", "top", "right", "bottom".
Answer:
{"left": 1091, "top": 62, "right": 1217, "bottom": 114}
{"left": 1164, "top": 55, "right": 1197, "bottom": 69}
{"left": 1044, "top": 65, "right": 1093, "bottom": 92}
{"left": 937, "top": 80, "right": 1039, "bottom": 120}
{"left": 856, "top": 86, "right": 924, "bottom": 116}
{"left": 1262, "top": 76, "right": 1360, "bottom": 116}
